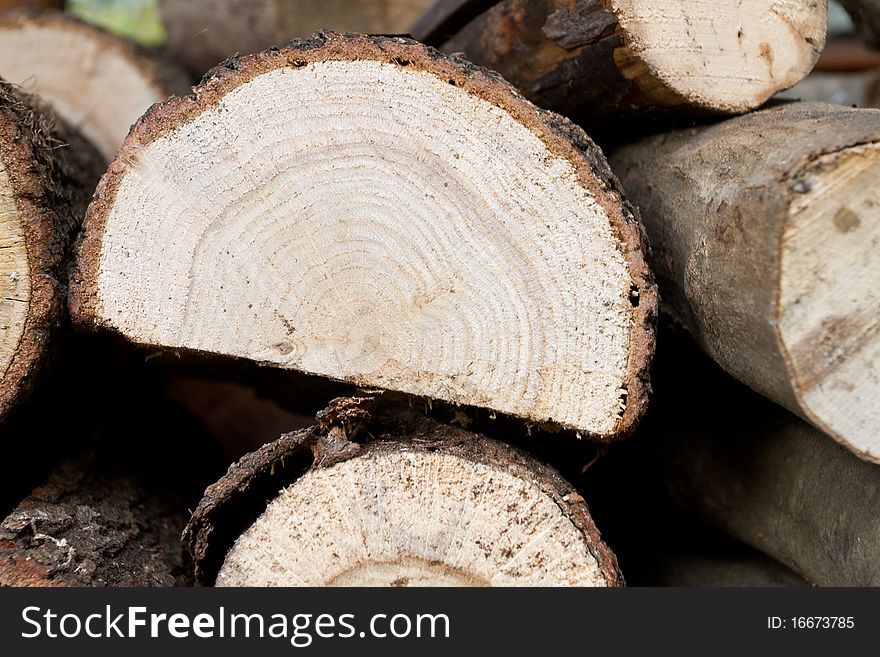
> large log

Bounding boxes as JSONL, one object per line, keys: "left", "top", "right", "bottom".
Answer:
{"left": 69, "top": 32, "right": 657, "bottom": 442}
{"left": 648, "top": 339, "right": 880, "bottom": 587}
{"left": 0, "top": 11, "right": 190, "bottom": 160}
{"left": 185, "top": 396, "right": 623, "bottom": 586}
{"left": 610, "top": 102, "right": 880, "bottom": 462}
{"left": 427, "top": 0, "right": 826, "bottom": 120}
{"left": 0, "top": 80, "right": 103, "bottom": 421}
{"left": 159, "top": 0, "right": 435, "bottom": 76}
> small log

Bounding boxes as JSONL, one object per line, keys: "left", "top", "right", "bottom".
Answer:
{"left": 839, "top": 0, "right": 880, "bottom": 49}
{"left": 650, "top": 345, "right": 880, "bottom": 588}
{"left": 186, "top": 396, "right": 623, "bottom": 586}
{"left": 610, "top": 102, "right": 880, "bottom": 462}
{"left": 0, "top": 80, "right": 102, "bottom": 421}
{"left": 159, "top": 0, "right": 436, "bottom": 75}
{"left": 430, "top": 0, "right": 825, "bottom": 120}
{"left": 70, "top": 32, "right": 657, "bottom": 442}
{"left": 0, "top": 11, "right": 190, "bottom": 160}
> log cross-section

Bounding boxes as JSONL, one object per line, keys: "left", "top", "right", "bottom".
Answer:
{"left": 70, "top": 32, "right": 657, "bottom": 442}
{"left": 186, "top": 398, "right": 623, "bottom": 587}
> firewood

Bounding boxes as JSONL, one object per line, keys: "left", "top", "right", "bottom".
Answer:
{"left": 185, "top": 396, "right": 623, "bottom": 586}
{"left": 69, "top": 33, "right": 657, "bottom": 442}
{"left": 649, "top": 344, "right": 880, "bottom": 588}
{"left": 159, "top": 0, "right": 435, "bottom": 75}
{"left": 0, "top": 80, "right": 102, "bottom": 421}
{"left": 0, "top": 11, "right": 190, "bottom": 160}
{"left": 839, "top": 0, "right": 880, "bottom": 48}
{"left": 610, "top": 102, "right": 880, "bottom": 462}
{"left": 427, "top": 0, "right": 826, "bottom": 120}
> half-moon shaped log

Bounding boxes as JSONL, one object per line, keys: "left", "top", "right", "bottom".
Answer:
{"left": 0, "top": 80, "right": 103, "bottom": 419}
{"left": 0, "top": 11, "right": 190, "bottom": 160}
{"left": 71, "top": 33, "right": 657, "bottom": 440}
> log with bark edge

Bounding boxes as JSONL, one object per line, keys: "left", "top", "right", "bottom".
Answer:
{"left": 839, "top": 0, "right": 880, "bottom": 48}
{"left": 648, "top": 339, "right": 880, "bottom": 588}
{"left": 69, "top": 32, "right": 657, "bottom": 443}
{"left": 185, "top": 396, "right": 623, "bottom": 586}
{"left": 0, "top": 11, "right": 190, "bottom": 160}
{"left": 159, "top": 0, "right": 436, "bottom": 76}
{"left": 609, "top": 102, "right": 880, "bottom": 463}
{"left": 420, "top": 0, "right": 826, "bottom": 121}
{"left": 0, "top": 80, "right": 103, "bottom": 421}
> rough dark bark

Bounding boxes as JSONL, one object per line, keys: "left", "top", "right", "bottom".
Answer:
{"left": 185, "top": 396, "right": 622, "bottom": 587}
{"left": 0, "top": 79, "right": 103, "bottom": 422}
{"left": 0, "top": 398, "right": 224, "bottom": 587}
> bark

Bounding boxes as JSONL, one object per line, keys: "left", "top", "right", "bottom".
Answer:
{"left": 0, "top": 399, "right": 223, "bottom": 587}
{"left": 610, "top": 102, "right": 880, "bottom": 462}
{"left": 649, "top": 343, "right": 880, "bottom": 587}
{"left": 185, "top": 396, "right": 623, "bottom": 586}
{"left": 159, "top": 0, "right": 435, "bottom": 75}
{"left": 839, "top": 0, "right": 880, "bottom": 49}
{"left": 437, "top": 0, "right": 825, "bottom": 120}
{"left": 0, "top": 80, "right": 103, "bottom": 422}
{"left": 0, "top": 11, "right": 191, "bottom": 160}
{"left": 69, "top": 32, "right": 657, "bottom": 442}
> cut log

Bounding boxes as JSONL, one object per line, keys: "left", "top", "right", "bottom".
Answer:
{"left": 649, "top": 340, "right": 880, "bottom": 588}
{"left": 70, "top": 32, "right": 657, "bottom": 442}
{"left": 839, "top": 0, "right": 880, "bottom": 48}
{"left": 185, "top": 396, "right": 623, "bottom": 586}
{"left": 0, "top": 11, "right": 190, "bottom": 160}
{"left": 610, "top": 102, "right": 880, "bottom": 462}
{"left": 433, "top": 0, "right": 826, "bottom": 120}
{"left": 159, "top": 0, "right": 436, "bottom": 75}
{"left": 0, "top": 80, "right": 103, "bottom": 421}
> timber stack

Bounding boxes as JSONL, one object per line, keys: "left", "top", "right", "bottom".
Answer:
{"left": 0, "top": 0, "right": 877, "bottom": 588}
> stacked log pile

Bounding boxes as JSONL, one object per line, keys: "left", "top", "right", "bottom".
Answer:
{"left": 0, "top": 0, "right": 877, "bottom": 588}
